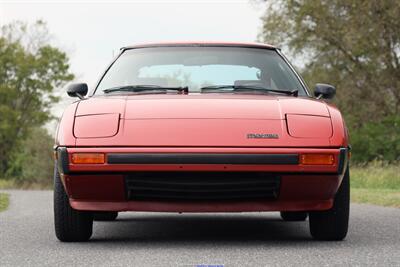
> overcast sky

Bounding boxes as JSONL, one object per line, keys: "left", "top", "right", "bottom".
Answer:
{"left": 0, "top": 0, "right": 266, "bottom": 131}
{"left": 0, "top": 0, "right": 265, "bottom": 86}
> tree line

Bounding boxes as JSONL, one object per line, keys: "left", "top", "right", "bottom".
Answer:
{"left": 259, "top": 0, "right": 400, "bottom": 162}
{"left": 0, "top": 21, "right": 73, "bottom": 185}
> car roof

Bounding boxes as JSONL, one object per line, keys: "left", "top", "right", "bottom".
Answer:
{"left": 121, "top": 41, "right": 278, "bottom": 51}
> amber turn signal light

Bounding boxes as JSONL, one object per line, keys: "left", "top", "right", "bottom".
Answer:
{"left": 71, "top": 153, "right": 105, "bottom": 164}
{"left": 300, "top": 154, "right": 335, "bottom": 165}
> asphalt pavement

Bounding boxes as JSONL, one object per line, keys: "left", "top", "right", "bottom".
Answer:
{"left": 0, "top": 190, "right": 399, "bottom": 266}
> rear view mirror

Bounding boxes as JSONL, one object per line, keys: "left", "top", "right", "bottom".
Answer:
{"left": 67, "top": 83, "right": 88, "bottom": 99}
{"left": 314, "top": 83, "right": 336, "bottom": 100}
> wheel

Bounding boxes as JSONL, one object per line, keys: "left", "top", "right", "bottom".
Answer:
{"left": 309, "top": 166, "right": 350, "bottom": 241}
{"left": 93, "top": 212, "right": 118, "bottom": 221}
{"left": 54, "top": 164, "right": 93, "bottom": 242}
{"left": 280, "top": 211, "right": 308, "bottom": 221}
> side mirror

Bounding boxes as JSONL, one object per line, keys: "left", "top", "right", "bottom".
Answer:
{"left": 314, "top": 83, "right": 336, "bottom": 99}
{"left": 67, "top": 83, "right": 88, "bottom": 99}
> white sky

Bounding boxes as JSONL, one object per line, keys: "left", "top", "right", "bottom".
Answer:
{"left": 0, "top": 0, "right": 266, "bottom": 132}
{"left": 0, "top": 0, "right": 265, "bottom": 86}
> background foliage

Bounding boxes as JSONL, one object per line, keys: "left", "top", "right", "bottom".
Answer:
{"left": 0, "top": 21, "right": 73, "bottom": 185}
{"left": 6, "top": 127, "right": 55, "bottom": 185}
{"left": 0, "top": 2, "right": 399, "bottom": 187}
{"left": 259, "top": 0, "right": 400, "bottom": 162}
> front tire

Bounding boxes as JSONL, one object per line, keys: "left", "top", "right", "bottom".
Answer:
{"left": 54, "top": 164, "right": 93, "bottom": 242}
{"left": 280, "top": 211, "right": 308, "bottom": 221}
{"left": 309, "top": 167, "right": 350, "bottom": 241}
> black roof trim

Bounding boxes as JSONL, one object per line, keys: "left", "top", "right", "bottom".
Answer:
{"left": 120, "top": 42, "right": 278, "bottom": 51}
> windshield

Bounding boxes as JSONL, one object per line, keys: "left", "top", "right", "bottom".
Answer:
{"left": 95, "top": 46, "right": 307, "bottom": 96}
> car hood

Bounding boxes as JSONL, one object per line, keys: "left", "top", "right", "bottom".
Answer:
{"left": 75, "top": 94, "right": 330, "bottom": 119}
{"left": 73, "top": 94, "right": 334, "bottom": 147}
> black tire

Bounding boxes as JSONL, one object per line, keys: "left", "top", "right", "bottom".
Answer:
{"left": 309, "top": 167, "right": 350, "bottom": 241}
{"left": 54, "top": 164, "right": 93, "bottom": 242}
{"left": 93, "top": 212, "right": 118, "bottom": 221}
{"left": 280, "top": 211, "right": 308, "bottom": 221}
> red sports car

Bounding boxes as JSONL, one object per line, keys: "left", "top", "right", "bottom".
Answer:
{"left": 54, "top": 42, "right": 350, "bottom": 242}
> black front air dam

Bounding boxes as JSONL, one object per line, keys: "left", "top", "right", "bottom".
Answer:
{"left": 107, "top": 153, "right": 299, "bottom": 165}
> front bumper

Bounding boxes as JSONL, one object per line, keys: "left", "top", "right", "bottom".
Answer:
{"left": 56, "top": 147, "right": 349, "bottom": 212}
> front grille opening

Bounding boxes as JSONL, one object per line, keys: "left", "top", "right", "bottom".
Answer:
{"left": 125, "top": 172, "right": 281, "bottom": 201}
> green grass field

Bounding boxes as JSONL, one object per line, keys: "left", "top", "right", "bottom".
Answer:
{"left": 0, "top": 193, "right": 9, "bottom": 212}
{"left": 351, "top": 161, "right": 400, "bottom": 208}
{"left": 351, "top": 188, "right": 400, "bottom": 208}
{"left": 0, "top": 179, "right": 16, "bottom": 189}
{"left": 0, "top": 179, "right": 51, "bottom": 190}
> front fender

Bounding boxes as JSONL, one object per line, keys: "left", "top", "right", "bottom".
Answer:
{"left": 327, "top": 105, "right": 348, "bottom": 147}
{"left": 55, "top": 102, "right": 78, "bottom": 147}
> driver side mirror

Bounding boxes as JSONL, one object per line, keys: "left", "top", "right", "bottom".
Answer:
{"left": 314, "top": 83, "right": 336, "bottom": 100}
{"left": 67, "top": 83, "right": 88, "bottom": 99}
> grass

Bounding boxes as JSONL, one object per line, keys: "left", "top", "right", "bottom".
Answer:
{"left": 351, "top": 188, "right": 400, "bottom": 208}
{"left": 351, "top": 161, "right": 400, "bottom": 190}
{"left": 350, "top": 161, "right": 400, "bottom": 208}
{"left": 0, "top": 179, "right": 51, "bottom": 190}
{"left": 0, "top": 179, "right": 18, "bottom": 189}
{"left": 0, "top": 193, "right": 9, "bottom": 212}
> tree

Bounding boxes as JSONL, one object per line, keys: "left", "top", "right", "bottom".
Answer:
{"left": 0, "top": 21, "right": 74, "bottom": 176}
{"left": 259, "top": 0, "right": 400, "bottom": 161}
{"left": 6, "top": 127, "right": 55, "bottom": 186}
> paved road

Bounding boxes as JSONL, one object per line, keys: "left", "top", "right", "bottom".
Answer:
{"left": 0, "top": 190, "right": 399, "bottom": 267}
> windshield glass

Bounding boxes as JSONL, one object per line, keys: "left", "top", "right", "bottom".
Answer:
{"left": 95, "top": 47, "right": 307, "bottom": 95}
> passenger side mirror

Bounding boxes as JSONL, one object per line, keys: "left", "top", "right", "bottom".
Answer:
{"left": 67, "top": 83, "right": 88, "bottom": 99}
{"left": 314, "top": 83, "right": 336, "bottom": 100}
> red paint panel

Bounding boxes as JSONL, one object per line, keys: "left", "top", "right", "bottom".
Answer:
{"left": 55, "top": 102, "right": 78, "bottom": 146}
{"left": 70, "top": 199, "right": 333, "bottom": 212}
{"left": 73, "top": 94, "right": 333, "bottom": 120}
{"left": 66, "top": 94, "right": 339, "bottom": 147}
{"left": 280, "top": 175, "right": 341, "bottom": 200}
{"left": 65, "top": 174, "right": 125, "bottom": 201}
{"left": 74, "top": 121, "right": 332, "bottom": 147}
{"left": 65, "top": 172, "right": 340, "bottom": 212}
{"left": 279, "top": 97, "right": 330, "bottom": 116}
{"left": 57, "top": 81, "right": 346, "bottom": 150}
{"left": 75, "top": 98, "right": 126, "bottom": 116}
{"left": 122, "top": 119, "right": 284, "bottom": 147}
{"left": 287, "top": 114, "right": 332, "bottom": 138}
{"left": 74, "top": 114, "right": 120, "bottom": 138}
{"left": 125, "top": 98, "right": 282, "bottom": 119}
{"left": 68, "top": 163, "right": 339, "bottom": 173}
{"left": 328, "top": 105, "right": 348, "bottom": 147}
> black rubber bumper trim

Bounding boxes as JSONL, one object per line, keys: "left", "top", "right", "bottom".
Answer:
{"left": 337, "top": 148, "right": 349, "bottom": 175}
{"left": 107, "top": 153, "right": 299, "bottom": 165}
{"left": 57, "top": 147, "right": 69, "bottom": 174}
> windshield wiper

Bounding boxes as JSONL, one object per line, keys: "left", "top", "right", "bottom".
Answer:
{"left": 103, "top": 85, "right": 189, "bottom": 94}
{"left": 200, "top": 85, "right": 298, "bottom": 96}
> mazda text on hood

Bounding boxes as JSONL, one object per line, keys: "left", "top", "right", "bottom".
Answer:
{"left": 54, "top": 42, "right": 350, "bottom": 242}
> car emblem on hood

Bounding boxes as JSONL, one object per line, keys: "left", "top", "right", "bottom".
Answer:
{"left": 247, "top": 133, "right": 279, "bottom": 139}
